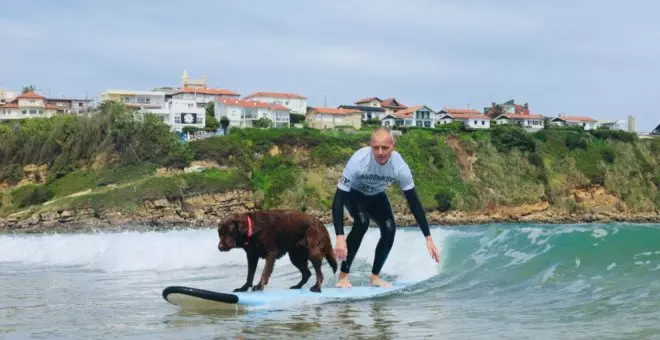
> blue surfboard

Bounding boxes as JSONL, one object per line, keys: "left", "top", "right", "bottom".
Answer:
{"left": 162, "top": 281, "right": 417, "bottom": 312}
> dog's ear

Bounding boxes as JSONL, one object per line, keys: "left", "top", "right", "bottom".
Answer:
{"left": 235, "top": 213, "right": 249, "bottom": 235}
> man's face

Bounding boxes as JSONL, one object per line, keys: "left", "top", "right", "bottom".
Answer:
{"left": 370, "top": 133, "right": 395, "bottom": 165}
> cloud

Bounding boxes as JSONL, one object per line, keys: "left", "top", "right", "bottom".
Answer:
{"left": 1, "top": 0, "right": 659, "bottom": 131}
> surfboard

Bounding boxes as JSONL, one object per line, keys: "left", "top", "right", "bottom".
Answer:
{"left": 162, "top": 281, "right": 417, "bottom": 312}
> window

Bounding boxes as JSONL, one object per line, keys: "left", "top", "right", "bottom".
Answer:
{"left": 21, "top": 110, "right": 27, "bottom": 115}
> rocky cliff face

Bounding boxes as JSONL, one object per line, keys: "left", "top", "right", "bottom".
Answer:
{"left": 1, "top": 185, "right": 659, "bottom": 234}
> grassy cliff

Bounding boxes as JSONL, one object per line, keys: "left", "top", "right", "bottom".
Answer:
{"left": 1, "top": 102, "right": 659, "bottom": 223}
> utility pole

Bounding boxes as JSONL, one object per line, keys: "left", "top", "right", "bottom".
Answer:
{"left": 324, "top": 95, "right": 327, "bottom": 108}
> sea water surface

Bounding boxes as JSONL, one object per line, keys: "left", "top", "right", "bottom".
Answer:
{"left": 2, "top": 222, "right": 660, "bottom": 339}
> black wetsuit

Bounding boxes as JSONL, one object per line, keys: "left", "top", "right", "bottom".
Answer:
{"left": 332, "top": 187, "right": 430, "bottom": 275}
{"left": 331, "top": 146, "right": 431, "bottom": 276}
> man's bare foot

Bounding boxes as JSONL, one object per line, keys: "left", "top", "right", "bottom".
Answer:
{"left": 369, "top": 274, "right": 392, "bottom": 288}
{"left": 335, "top": 272, "right": 352, "bottom": 288}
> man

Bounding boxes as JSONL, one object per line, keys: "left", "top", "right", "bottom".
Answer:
{"left": 332, "top": 127, "right": 440, "bottom": 288}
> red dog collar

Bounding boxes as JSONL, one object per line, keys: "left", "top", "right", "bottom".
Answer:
{"left": 245, "top": 215, "right": 254, "bottom": 246}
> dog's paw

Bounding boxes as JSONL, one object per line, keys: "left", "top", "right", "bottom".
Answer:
{"left": 289, "top": 284, "right": 303, "bottom": 289}
{"left": 252, "top": 284, "right": 264, "bottom": 292}
{"left": 310, "top": 285, "right": 321, "bottom": 293}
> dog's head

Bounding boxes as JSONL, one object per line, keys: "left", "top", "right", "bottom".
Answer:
{"left": 217, "top": 213, "right": 250, "bottom": 252}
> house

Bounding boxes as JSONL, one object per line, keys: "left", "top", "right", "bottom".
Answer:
{"left": 162, "top": 98, "right": 206, "bottom": 131}
{"left": 306, "top": 107, "right": 362, "bottom": 130}
{"left": 337, "top": 105, "right": 387, "bottom": 121}
{"left": 550, "top": 114, "right": 599, "bottom": 130}
{"left": 0, "top": 91, "right": 59, "bottom": 120}
{"left": 101, "top": 90, "right": 168, "bottom": 114}
{"left": 599, "top": 115, "right": 636, "bottom": 132}
{"left": 171, "top": 86, "right": 240, "bottom": 109}
{"left": 101, "top": 89, "right": 211, "bottom": 131}
{"left": 381, "top": 105, "right": 436, "bottom": 128}
{"left": 437, "top": 108, "right": 491, "bottom": 130}
{"left": 493, "top": 113, "right": 545, "bottom": 132}
{"left": 0, "top": 89, "right": 17, "bottom": 105}
{"left": 214, "top": 98, "right": 290, "bottom": 129}
{"left": 354, "top": 97, "right": 407, "bottom": 116}
{"left": 46, "top": 98, "right": 94, "bottom": 114}
{"left": 243, "top": 92, "right": 307, "bottom": 116}
{"left": 484, "top": 99, "right": 531, "bottom": 118}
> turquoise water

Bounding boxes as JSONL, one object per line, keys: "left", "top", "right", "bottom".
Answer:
{"left": 1, "top": 223, "right": 659, "bottom": 339}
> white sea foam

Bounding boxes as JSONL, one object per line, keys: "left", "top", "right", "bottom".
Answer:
{"left": 0, "top": 227, "right": 456, "bottom": 281}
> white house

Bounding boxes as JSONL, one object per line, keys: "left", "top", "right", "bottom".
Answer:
{"left": 170, "top": 86, "right": 240, "bottom": 109}
{"left": 438, "top": 109, "right": 491, "bottom": 129}
{"left": 243, "top": 92, "right": 307, "bottom": 116}
{"left": 306, "top": 107, "right": 363, "bottom": 130}
{"left": 381, "top": 105, "right": 436, "bottom": 128}
{"left": 354, "top": 97, "right": 407, "bottom": 116}
{"left": 0, "top": 91, "right": 58, "bottom": 120}
{"left": 550, "top": 114, "right": 599, "bottom": 130}
{"left": 337, "top": 105, "right": 387, "bottom": 121}
{"left": 164, "top": 99, "right": 206, "bottom": 131}
{"left": 46, "top": 98, "right": 95, "bottom": 114}
{"left": 214, "top": 98, "right": 291, "bottom": 128}
{"left": 494, "top": 113, "right": 545, "bottom": 132}
{"left": 101, "top": 90, "right": 168, "bottom": 115}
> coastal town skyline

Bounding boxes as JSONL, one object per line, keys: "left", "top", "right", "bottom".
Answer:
{"left": 2, "top": 0, "right": 658, "bottom": 132}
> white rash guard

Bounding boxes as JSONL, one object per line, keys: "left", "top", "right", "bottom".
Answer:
{"left": 337, "top": 146, "right": 415, "bottom": 195}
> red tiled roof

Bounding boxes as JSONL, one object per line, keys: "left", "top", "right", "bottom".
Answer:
{"left": 0, "top": 102, "right": 18, "bottom": 108}
{"left": 45, "top": 104, "right": 60, "bottom": 110}
{"left": 498, "top": 113, "right": 544, "bottom": 120}
{"left": 177, "top": 87, "right": 239, "bottom": 96}
{"left": 443, "top": 108, "right": 483, "bottom": 115}
{"left": 17, "top": 91, "right": 45, "bottom": 99}
{"left": 355, "top": 96, "right": 381, "bottom": 104}
{"left": 218, "top": 98, "right": 289, "bottom": 111}
{"left": 310, "top": 107, "right": 361, "bottom": 115}
{"left": 392, "top": 105, "right": 423, "bottom": 118}
{"left": 244, "top": 92, "right": 306, "bottom": 100}
{"left": 448, "top": 112, "right": 491, "bottom": 120}
{"left": 380, "top": 98, "right": 406, "bottom": 108}
{"left": 555, "top": 115, "right": 596, "bottom": 122}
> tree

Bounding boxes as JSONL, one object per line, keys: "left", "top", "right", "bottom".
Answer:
{"left": 22, "top": 85, "right": 36, "bottom": 93}
{"left": 204, "top": 102, "right": 219, "bottom": 131}
{"left": 220, "top": 117, "right": 230, "bottom": 134}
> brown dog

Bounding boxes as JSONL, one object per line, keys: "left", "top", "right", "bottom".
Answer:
{"left": 217, "top": 209, "right": 338, "bottom": 293}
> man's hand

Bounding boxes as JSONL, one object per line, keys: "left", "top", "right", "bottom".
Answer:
{"left": 335, "top": 235, "right": 347, "bottom": 261}
{"left": 426, "top": 237, "right": 440, "bottom": 263}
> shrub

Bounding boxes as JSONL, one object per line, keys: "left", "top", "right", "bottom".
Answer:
{"left": 489, "top": 124, "right": 536, "bottom": 153}
{"left": 11, "top": 184, "right": 54, "bottom": 208}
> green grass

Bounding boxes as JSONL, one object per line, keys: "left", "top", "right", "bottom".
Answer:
{"left": 1, "top": 112, "right": 657, "bottom": 218}
{"left": 64, "top": 168, "right": 248, "bottom": 212}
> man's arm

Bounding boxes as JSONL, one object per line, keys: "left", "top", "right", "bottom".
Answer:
{"left": 333, "top": 152, "right": 359, "bottom": 236}
{"left": 403, "top": 187, "right": 431, "bottom": 237}
{"left": 397, "top": 159, "right": 431, "bottom": 237}
{"left": 332, "top": 187, "right": 349, "bottom": 236}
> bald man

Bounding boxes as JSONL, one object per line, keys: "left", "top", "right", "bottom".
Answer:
{"left": 332, "top": 127, "right": 440, "bottom": 288}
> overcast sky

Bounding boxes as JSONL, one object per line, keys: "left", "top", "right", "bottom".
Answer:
{"left": 2, "top": 0, "right": 658, "bottom": 131}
